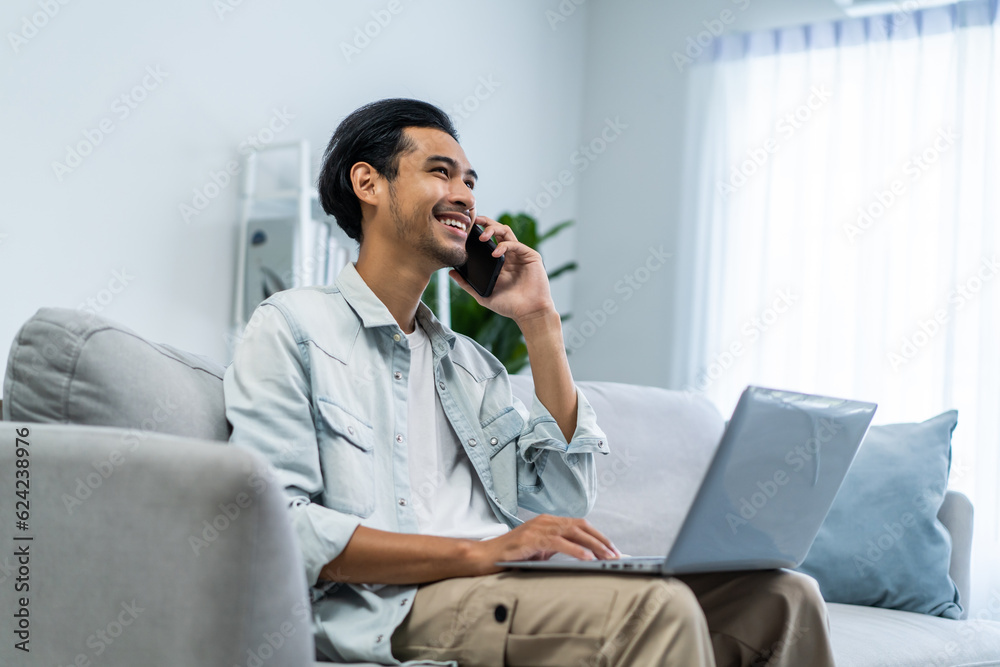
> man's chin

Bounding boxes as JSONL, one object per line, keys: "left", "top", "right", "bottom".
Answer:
{"left": 434, "top": 247, "right": 468, "bottom": 270}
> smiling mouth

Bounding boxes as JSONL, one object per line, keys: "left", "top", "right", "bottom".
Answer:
{"left": 435, "top": 213, "right": 470, "bottom": 233}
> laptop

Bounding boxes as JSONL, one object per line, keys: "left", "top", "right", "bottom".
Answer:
{"left": 497, "top": 385, "right": 877, "bottom": 575}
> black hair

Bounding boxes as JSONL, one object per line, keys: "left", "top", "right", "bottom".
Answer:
{"left": 317, "top": 98, "right": 459, "bottom": 242}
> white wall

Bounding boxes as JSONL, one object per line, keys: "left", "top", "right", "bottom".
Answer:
{"left": 0, "top": 0, "right": 588, "bottom": 372}
{"left": 0, "top": 0, "right": 857, "bottom": 382}
{"left": 568, "top": 0, "right": 846, "bottom": 385}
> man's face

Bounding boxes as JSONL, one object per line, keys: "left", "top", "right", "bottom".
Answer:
{"left": 382, "top": 126, "right": 477, "bottom": 270}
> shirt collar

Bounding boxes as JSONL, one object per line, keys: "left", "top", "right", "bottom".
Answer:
{"left": 335, "top": 262, "right": 457, "bottom": 353}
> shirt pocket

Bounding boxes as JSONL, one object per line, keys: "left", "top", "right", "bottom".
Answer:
{"left": 482, "top": 408, "right": 524, "bottom": 458}
{"left": 315, "top": 398, "right": 376, "bottom": 518}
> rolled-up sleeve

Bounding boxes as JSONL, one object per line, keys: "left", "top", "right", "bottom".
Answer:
{"left": 223, "top": 303, "right": 361, "bottom": 585}
{"left": 514, "top": 385, "right": 609, "bottom": 518}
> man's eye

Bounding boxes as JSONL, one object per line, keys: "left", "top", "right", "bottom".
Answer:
{"left": 465, "top": 181, "right": 475, "bottom": 190}
{"left": 433, "top": 167, "right": 448, "bottom": 175}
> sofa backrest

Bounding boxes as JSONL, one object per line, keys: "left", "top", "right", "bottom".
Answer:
{"left": 3, "top": 308, "right": 230, "bottom": 441}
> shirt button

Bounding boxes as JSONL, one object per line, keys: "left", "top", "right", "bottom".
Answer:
{"left": 438, "top": 381, "right": 445, "bottom": 390}
{"left": 490, "top": 437, "right": 498, "bottom": 446}
{"left": 494, "top": 604, "right": 508, "bottom": 623}
{"left": 394, "top": 371, "right": 402, "bottom": 380}
{"left": 396, "top": 434, "right": 404, "bottom": 443}
{"left": 398, "top": 498, "right": 407, "bottom": 506}
{"left": 598, "top": 440, "right": 605, "bottom": 448}
{"left": 393, "top": 333, "right": 401, "bottom": 342}
{"left": 468, "top": 438, "right": 477, "bottom": 447}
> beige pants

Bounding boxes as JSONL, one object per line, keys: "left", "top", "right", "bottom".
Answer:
{"left": 391, "top": 569, "right": 835, "bottom": 667}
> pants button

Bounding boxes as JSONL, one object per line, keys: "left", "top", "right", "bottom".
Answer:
{"left": 494, "top": 604, "right": 508, "bottom": 623}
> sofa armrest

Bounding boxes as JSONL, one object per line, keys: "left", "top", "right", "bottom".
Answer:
{"left": 0, "top": 422, "right": 313, "bottom": 666}
{"left": 938, "top": 489, "right": 973, "bottom": 617}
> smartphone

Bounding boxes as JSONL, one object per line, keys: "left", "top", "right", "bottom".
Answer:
{"left": 455, "top": 223, "right": 505, "bottom": 297}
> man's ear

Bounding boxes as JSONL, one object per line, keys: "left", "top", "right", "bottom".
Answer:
{"left": 350, "top": 162, "right": 381, "bottom": 207}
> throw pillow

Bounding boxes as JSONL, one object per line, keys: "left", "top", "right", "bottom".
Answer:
{"left": 796, "top": 410, "right": 962, "bottom": 618}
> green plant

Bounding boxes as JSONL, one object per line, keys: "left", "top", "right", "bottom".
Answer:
{"left": 422, "top": 212, "right": 577, "bottom": 374}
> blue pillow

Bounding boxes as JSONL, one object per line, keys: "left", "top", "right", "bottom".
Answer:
{"left": 796, "top": 410, "right": 962, "bottom": 618}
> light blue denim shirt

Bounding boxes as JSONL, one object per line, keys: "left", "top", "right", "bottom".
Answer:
{"left": 223, "top": 262, "right": 609, "bottom": 665}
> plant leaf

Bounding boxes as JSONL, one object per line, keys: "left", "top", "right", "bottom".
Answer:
{"left": 547, "top": 261, "right": 578, "bottom": 281}
{"left": 538, "top": 219, "right": 574, "bottom": 244}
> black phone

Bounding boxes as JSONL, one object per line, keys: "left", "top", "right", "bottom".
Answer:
{"left": 455, "top": 223, "right": 505, "bottom": 297}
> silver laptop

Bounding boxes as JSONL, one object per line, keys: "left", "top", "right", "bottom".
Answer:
{"left": 497, "top": 386, "right": 877, "bottom": 575}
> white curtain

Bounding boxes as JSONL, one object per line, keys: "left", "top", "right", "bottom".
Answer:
{"left": 674, "top": 1, "right": 1000, "bottom": 615}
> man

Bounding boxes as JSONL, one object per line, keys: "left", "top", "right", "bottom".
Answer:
{"left": 223, "top": 98, "right": 835, "bottom": 666}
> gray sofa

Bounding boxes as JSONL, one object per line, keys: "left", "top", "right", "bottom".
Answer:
{"left": 2, "top": 307, "right": 1000, "bottom": 667}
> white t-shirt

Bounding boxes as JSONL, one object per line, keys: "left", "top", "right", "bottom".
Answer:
{"left": 404, "top": 322, "right": 509, "bottom": 540}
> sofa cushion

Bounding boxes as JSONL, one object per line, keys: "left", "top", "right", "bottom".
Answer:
{"left": 797, "top": 411, "right": 962, "bottom": 618}
{"left": 2, "top": 308, "right": 229, "bottom": 441}
{"left": 827, "top": 602, "right": 1000, "bottom": 667}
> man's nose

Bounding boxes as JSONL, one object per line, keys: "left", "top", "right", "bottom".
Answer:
{"left": 447, "top": 180, "right": 474, "bottom": 213}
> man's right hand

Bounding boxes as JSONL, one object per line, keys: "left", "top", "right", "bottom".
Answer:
{"left": 470, "top": 514, "right": 622, "bottom": 576}
{"left": 319, "top": 515, "right": 620, "bottom": 585}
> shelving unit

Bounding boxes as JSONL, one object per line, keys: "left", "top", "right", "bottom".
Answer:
{"left": 229, "top": 140, "right": 354, "bottom": 355}
{"left": 228, "top": 139, "right": 453, "bottom": 358}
